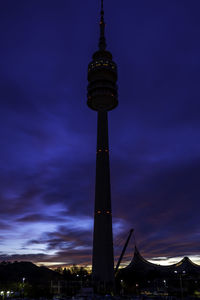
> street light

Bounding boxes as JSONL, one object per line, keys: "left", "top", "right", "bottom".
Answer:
{"left": 21, "top": 277, "right": 26, "bottom": 298}
{"left": 174, "top": 270, "right": 184, "bottom": 299}
{"left": 120, "top": 280, "right": 124, "bottom": 296}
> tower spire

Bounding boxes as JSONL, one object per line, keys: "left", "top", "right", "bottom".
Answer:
{"left": 99, "top": 0, "right": 106, "bottom": 50}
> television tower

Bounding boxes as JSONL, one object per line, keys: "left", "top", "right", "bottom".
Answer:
{"left": 87, "top": 0, "right": 118, "bottom": 291}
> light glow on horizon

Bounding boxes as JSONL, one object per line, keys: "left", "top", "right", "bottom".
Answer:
{"left": 148, "top": 255, "right": 200, "bottom": 266}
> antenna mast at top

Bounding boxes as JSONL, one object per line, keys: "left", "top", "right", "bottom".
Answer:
{"left": 99, "top": 0, "right": 106, "bottom": 50}
{"left": 101, "top": 0, "right": 104, "bottom": 11}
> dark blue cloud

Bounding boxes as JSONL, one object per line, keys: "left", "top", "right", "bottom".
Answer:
{"left": 0, "top": 0, "right": 200, "bottom": 267}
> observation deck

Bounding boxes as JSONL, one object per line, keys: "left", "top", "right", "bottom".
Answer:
{"left": 87, "top": 50, "right": 118, "bottom": 111}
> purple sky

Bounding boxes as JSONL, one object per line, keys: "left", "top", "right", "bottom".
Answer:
{"left": 0, "top": 0, "right": 200, "bottom": 268}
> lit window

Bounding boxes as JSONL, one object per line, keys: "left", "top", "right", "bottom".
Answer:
{"left": 97, "top": 210, "right": 101, "bottom": 214}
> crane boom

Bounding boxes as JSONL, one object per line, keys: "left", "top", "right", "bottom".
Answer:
{"left": 115, "top": 228, "right": 134, "bottom": 273}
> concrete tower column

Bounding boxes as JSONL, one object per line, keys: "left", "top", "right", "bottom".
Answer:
{"left": 92, "top": 111, "right": 114, "bottom": 287}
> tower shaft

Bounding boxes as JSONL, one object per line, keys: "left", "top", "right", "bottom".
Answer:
{"left": 92, "top": 111, "right": 114, "bottom": 286}
{"left": 87, "top": 0, "right": 118, "bottom": 292}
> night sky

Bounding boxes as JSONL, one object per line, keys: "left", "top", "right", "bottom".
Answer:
{"left": 1, "top": 0, "right": 200, "bottom": 268}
